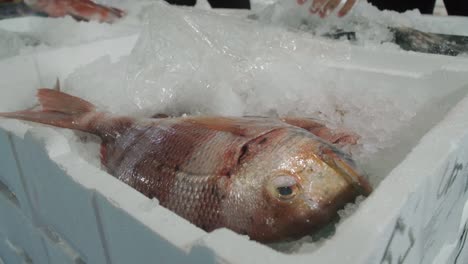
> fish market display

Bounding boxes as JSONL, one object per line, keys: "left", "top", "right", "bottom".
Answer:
{"left": 0, "top": 87, "right": 372, "bottom": 243}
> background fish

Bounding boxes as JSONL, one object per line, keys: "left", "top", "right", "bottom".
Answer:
{"left": 0, "top": 88, "right": 372, "bottom": 242}
{"left": 0, "top": 0, "right": 124, "bottom": 22}
{"left": 323, "top": 26, "right": 468, "bottom": 56}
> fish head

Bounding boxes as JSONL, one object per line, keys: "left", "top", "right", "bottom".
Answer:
{"left": 225, "top": 128, "right": 372, "bottom": 243}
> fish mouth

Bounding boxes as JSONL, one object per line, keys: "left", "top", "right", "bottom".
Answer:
{"left": 270, "top": 185, "right": 364, "bottom": 243}
{"left": 319, "top": 146, "right": 373, "bottom": 197}
{"left": 331, "top": 157, "right": 373, "bottom": 196}
{"left": 257, "top": 145, "right": 372, "bottom": 243}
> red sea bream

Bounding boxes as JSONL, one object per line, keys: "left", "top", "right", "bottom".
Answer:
{"left": 0, "top": 88, "right": 372, "bottom": 243}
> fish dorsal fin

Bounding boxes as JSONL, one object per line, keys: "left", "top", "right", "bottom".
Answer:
{"left": 185, "top": 117, "right": 249, "bottom": 137}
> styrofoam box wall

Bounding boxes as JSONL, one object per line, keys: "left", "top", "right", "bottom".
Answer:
{"left": 1, "top": 25, "right": 468, "bottom": 264}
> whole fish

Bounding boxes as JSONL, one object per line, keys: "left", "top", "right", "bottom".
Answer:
{"left": 0, "top": 88, "right": 372, "bottom": 242}
{"left": 323, "top": 27, "right": 468, "bottom": 57}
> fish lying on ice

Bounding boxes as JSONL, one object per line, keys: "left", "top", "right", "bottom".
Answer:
{"left": 0, "top": 87, "right": 372, "bottom": 243}
{"left": 0, "top": 0, "right": 124, "bottom": 22}
{"left": 3, "top": 1, "right": 466, "bottom": 56}
{"left": 323, "top": 27, "right": 468, "bottom": 56}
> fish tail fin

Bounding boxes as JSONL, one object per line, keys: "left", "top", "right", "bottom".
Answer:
{"left": 0, "top": 88, "right": 97, "bottom": 132}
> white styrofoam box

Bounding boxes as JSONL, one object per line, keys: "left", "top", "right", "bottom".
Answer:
{"left": 310, "top": 98, "right": 468, "bottom": 264}
{"left": 10, "top": 131, "right": 108, "bottom": 263}
{"left": 1, "top": 18, "right": 468, "bottom": 264}
{"left": 2, "top": 99, "right": 468, "bottom": 264}
{"left": 433, "top": 201, "right": 468, "bottom": 263}
{"left": 0, "top": 185, "right": 48, "bottom": 264}
{"left": 0, "top": 238, "right": 32, "bottom": 264}
{"left": 0, "top": 129, "right": 35, "bottom": 220}
{"left": 0, "top": 17, "right": 31, "bottom": 32}
{"left": 0, "top": 170, "right": 89, "bottom": 264}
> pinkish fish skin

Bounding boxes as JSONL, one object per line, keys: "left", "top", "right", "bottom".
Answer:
{"left": 0, "top": 88, "right": 372, "bottom": 243}
{"left": 25, "top": 0, "right": 124, "bottom": 23}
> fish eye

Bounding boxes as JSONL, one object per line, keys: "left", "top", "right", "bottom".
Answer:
{"left": 277, "top": 186, "right": 293, "bottom": 196}
{"left": 271, "top": 175, "right": 298, "bottom": 200}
